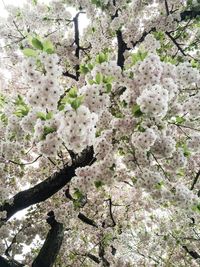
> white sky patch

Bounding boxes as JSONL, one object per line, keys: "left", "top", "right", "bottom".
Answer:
{"left": 0, "top": 0, "right": 89, "bottom": 33}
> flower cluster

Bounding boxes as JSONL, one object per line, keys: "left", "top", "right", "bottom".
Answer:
{"left": 57, "top": 105, "right": 98, "bottom": 153}
{"left": 131, "top": 127, "right": 157, "bottom": 151}
{"left": 22, "top": 53, "right": 64, "bottom": 111}
{"left": 79, "top": 84, "right": 110, "bottom": 114}
{"left": 136, "top": 84, "right": 169, "bottom": 117}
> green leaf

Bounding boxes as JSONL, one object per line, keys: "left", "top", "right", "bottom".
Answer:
{"left": 73, "top": 189, "right": 86, "bottom": 209}
{"left": 102, "top": 232, "right": 113, "bottom": 247}
{"left": 37, "top": 112, "right": 46, "bottom": 121}
{"left": 103, "top": 75, "right": 113, "bottom": 84}
{"left": 73, "top": 188, "right": 84, "bottom": 199}
{"left": 192, "top": 203, "right": 200, "bottom": 213}
{"left": 0, "top": 113, "right": 8, "bottom": 124}
{"left": 94, "top": 180, "right": 104, "bottom": 188}
{"left": 70, "top": 96, "right": 84, "bottom": 110}
{"left": 182, "top": 144, "right": 191, "bottom": 157}
{"left": 131, "top": 104, "right": 143, "bottom": 117}
{"left": 96, "top": 52, "right": 108, "bottom": 64}
{"left": 153, "top": 31, "right": 165, "bottom": 41}
{"left": 0, "top": 94, "right": 6, "bottom": 108}
{"left": 43, "top": 39, "right": 54, "bottom": 54}
{"left": 88, "top": 79, "right": 95, "bottom": 85}
{"left": 137, "top": 125, "right": 145, "bottom": 132}
{"left": 14, "top": 105, "right": 29, "bottom": 117}
{"left": 37, "top": 111, "right": 53, "bottom": 121}
{"left": 68, "top": 87, "right": 78, "bottom": 98}
{"left": 131, "top": 50, "right": 148, "bottom": 66}
{"left": 22, "top": 48, "right": 37, "bottom": 57}
{"left": 87, "top": 63, "right": 94, "bottom": 70}
{"left": 14, "top": 95, "right": 30, "bottom": 117}
{"left": 106, "top": 83, "right": 112, "bottom": 93}
{"left": 32, "top": 38, "right": 43, "bottom": 50}
{"left": 42, "top": 126, "right": 56, "bottom": 140}
{"left": 95, "top": 73, "right": 102, "bottom": 84}
{"left": 46, "top": 111, "right": 53, "bottom": 120}
{"left": 155, "top": 181, "right": 164, "bottom": 189}
{"left": 175, "top": 116, "right": 186, "bottom": 124}
{"left": 79, "top": 65, "right": 89, "bottom": 74}
{"left": 32, "top": 0, "right": 38, "bottom": 4}
{"left": 15, "top": 95, "right": 25, "bottom": 106}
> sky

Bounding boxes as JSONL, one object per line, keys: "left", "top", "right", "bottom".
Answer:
{"left": 0, "top": 0, "right": 89, "bottom": 31}
{"left": 0, "top": 0, "right": 29, "bottom": 16}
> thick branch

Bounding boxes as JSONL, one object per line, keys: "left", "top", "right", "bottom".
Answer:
{"left": 0, "top": 147, "right": 94, "bottom": 223}
{"left": 180, "top": 10, "right": 200, "bottom": 21}
{"left": 32, "top": 212, "right": 64, "bottom": 267}
{"left": 116, "top": 30, "right": 128, "bottom": 68}
{"left": 182, "top": 246, "right": 200, "bottom": 260}
{"left": 73, "top": 12, "right": 85, "bottom": 79}
{"left": 0, "top": 256, "right": 23, "bottom": 267}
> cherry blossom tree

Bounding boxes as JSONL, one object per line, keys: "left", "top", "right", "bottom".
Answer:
{"left": 0, "top": 0, "right": 200, "bottom": 266}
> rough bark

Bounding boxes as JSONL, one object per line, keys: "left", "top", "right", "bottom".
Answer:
{"left": 0, "top": 256, "right": 23, "bottom": 267}
{"left": 32, "top": 212, "right": 64, "bottom": 267}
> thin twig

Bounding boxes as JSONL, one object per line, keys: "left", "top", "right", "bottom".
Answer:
{"left": 8, "top": 155, "right": 42, "bottom": 166}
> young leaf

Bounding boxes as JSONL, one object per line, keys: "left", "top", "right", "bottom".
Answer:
{"left": 43, "top": 39, "right": 54, "bottom": 54}
{"left": 68, "top": 87, "right": 78, "bottom": 98}
{"left": 95, "top": 73, "right": 102, "bottom": 84}
{"left": 42, "top": 126, "right": 56, "bottom": 140}
{"left": 32, "top": 38, "right": 43, "bottom": 50}
{"left": 79, "top": 65, "right": 89, "bottom": 74}
{"left": 131, "top": 104, "right": 143, "bottom": 117}
{"left": 70, "top": 96, "right": 84, "bottom": 110}
{"left": 46, "top": 111, "right": 53, "bottom": 120}
{"left": 175, "top": 116, "right": 186, "bottom": 124}
{"left": 106, "top": 83, "right": 112, "bottom": 93}
{"left": 37, "top": 112, "right": 47, "bottom": 121}
{"left": 22, "top": 48, "right": 37, "bottom": 57}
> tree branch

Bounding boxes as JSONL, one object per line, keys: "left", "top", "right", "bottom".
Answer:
{"left": 116, "top": 30, "right": 128, "bottom": 69}
{"left": 73, "top": 12, "right": 85, "bottom": 79}
{"left": 62, "top": 70, "right": 78, "bottom": 80}
{"left": 180, "top": 10, "right": 200, "bottom": 21}
{"left": 130, "top": 9, "right": 200, "bottom": 50}
{"left": 182, "top": 245, "right": 200, "bottom": 260}
{"left": 0, "top": 256, "right": 23, "bottom": 267}
{"left": 0, "top": 147, "right": 95, "bottom": 223}
{"left": 107, "top": 198, "right": 116, "bottom": 227}
{"left": 86, "top": 253, "right": 101, "bottom": 264}
{"left": 32, "top": 211, "right": 64, "bottom": 267}
{"left": 78, "top": 212, "right": 98, "bottom": 228}
{"left": 164, "top": 0, "right": 170, "bottom": 16}
{"left": 190, "top": 169, "right": 200, "bottom": 190}
{"left": 99, "top": 243, "right": 110, "bottom": 267}
{"left": 165, "top": 31, "right": 186, "bottom": 56}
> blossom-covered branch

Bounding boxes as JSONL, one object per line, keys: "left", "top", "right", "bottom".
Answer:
{"left": 0, "top": 147, "right": 94, "bottom": 223}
